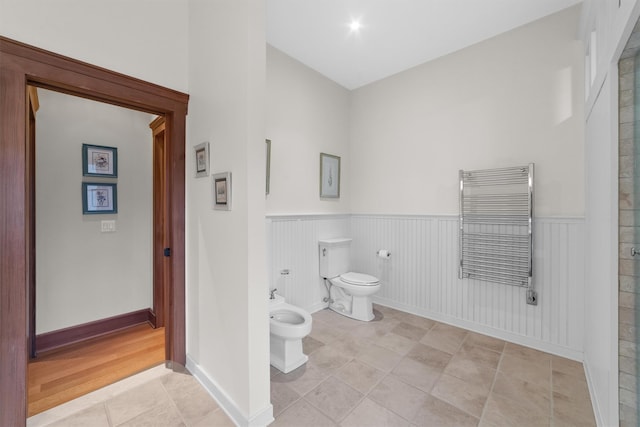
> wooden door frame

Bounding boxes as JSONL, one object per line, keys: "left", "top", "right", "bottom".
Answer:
{"left": 0, "top": 37, "right": 188, "bottom": 426}
{"left": 27, "top": 87, "right": 38, "bottom": 359}
{"left": 150, "top": 116, "right": 167, "bottom": 328}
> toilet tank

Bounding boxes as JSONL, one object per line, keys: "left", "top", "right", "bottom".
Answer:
{"left": 319, "top": 238, "right": 352, "bottom": 278}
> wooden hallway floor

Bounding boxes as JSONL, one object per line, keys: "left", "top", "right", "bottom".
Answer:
{"left": 28, "top": 323, "right": 165, "bottom": 417}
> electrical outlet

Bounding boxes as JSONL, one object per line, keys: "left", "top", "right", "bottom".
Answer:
{"left": 101, "top": 220, "right": 116, "bottom": 233}
{"left": 526, "top": 289, "right": 537, "bottom": 306}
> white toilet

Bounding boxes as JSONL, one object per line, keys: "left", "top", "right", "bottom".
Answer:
{"left": 269, "top": 292, "right": 312, "bottom": 373}
{"left": 319, "top": 238, "right": 381, "bottom": 321}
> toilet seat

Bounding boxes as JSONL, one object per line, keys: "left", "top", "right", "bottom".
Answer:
{"left": 340, "top": 272, "right": 379, "bottom": 286}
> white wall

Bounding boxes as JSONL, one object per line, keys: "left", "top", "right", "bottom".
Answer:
{"left": 266, "top": 45, "right": 351, "bottom": 215}
{"left": 350, "top": 5, "right": 584, "bottom": 217}
{"left": 186, "top": 1, "right": 271, "bottom": 426}
{"left": 0, "top": 0, "right": 188, "bottom": 92}
{"left": 36, "top": 89, "right": 153, "bottom": 334}
{"left": 2, "top": 2, "right": 272, "bottom": 425}
{"left": 584, "top": 72, "right": 618, "bottom": 427}
{"left": 581, "top": 1, "right": 640, "bottom": 425}
{"left": 265, "top": 5, "right": 589, "bottom": 365}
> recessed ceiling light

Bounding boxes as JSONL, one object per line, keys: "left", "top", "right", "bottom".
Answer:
{"left": 349, "top": 20, "right": 361, "bottom": 32}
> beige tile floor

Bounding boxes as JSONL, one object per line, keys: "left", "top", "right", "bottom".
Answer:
{"left": 27, "top": 364, "right": 234, "bottom": 427}
{"left": 271, "top": 304, "right": 596, "bottom": 427}
{"left": 27, "top": 304, "right": 597, "bottom": 427}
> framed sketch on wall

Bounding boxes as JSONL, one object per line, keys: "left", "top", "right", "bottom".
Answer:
{"left": 320, "top": 153, "right": 340, "bottom": 198}
{"left": 82, "top": 143, "right": 117, "bottom": 177}
{"left": 194, "top": 142, "right": 210, "bottom": 178}
{"left": 82, "top": 182, "right": 117, "bottom": 214}
{"left": 212, "top": 172, "right": 232, "bottom": 210}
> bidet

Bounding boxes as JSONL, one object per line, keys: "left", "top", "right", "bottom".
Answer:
{"left": 268, "top": 293, "right": 312, "bottom": 373}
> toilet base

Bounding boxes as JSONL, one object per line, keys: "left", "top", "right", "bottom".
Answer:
{"left": 329, "top": 293, "right": 374, "bottom": 322}
{"left": 270, "top": 334, "right": 308, "bottom": 373}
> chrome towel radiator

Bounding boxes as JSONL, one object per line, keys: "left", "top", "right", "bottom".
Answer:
{"left": 458, "top": 164, "right": 536, "bottom": 305}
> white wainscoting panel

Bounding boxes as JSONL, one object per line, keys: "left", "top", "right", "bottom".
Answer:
{"left": 267, "top": 214, "right": 585, "bottom": 359}
{"left": 266, "top": 215, "right": 350, "bottom": 313}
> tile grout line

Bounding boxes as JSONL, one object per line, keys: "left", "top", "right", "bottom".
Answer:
{"left": 313, "top": 338, "right": 391, "bottom": 424}
{"left": 284, "top": 311, "right": 416, "bottom": 425}
{"left": 373, "top": 328, "right": 465, "bottom": 424}
{"left": 358, "top": 338, "right": 421, "bottom": 424}
{"left": 325, "top": 372, "right": 367, "bottom": 424}
{"left": 159, "top": 375, "right": 190, "bottom": 427}
{"left": 450, "top": 330, "right": 487, "bottom": 423}
{"left": 477, "top": 344, "right": 505, "bottom": 425}
{"left": 550, "top": 358, "right": 555, "bottom": 426}
{"left": 293, "top": 337, "right": 353, "bottom": 418}
{"left": 104, "top": 402, "right": 114, "bottom": 427}
{"left": 272, "top": 375, "right": 305, "bottom": 418}
{"left": 424, "top": 337, "right": 494, "bottom": 423}
{"left": 376, "top": 317, "right": 470, "bottom": 423}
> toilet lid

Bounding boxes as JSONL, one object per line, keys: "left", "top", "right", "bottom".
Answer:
{"left": 340, "top": 272, "right": 379, "bottom": 285}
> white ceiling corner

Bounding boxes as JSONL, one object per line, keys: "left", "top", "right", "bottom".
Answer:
{"left": 266, "top": 0, "right": 583, "bottom": 90}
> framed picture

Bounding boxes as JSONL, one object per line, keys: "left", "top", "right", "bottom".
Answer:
{"left": 194, "top": 142, "right": 210, "bottom": 178}
{"left": 82, "top": 143, "right": 117, "bottom": 177}
{"left": 266, "top": 139, "right": 271, "bottom": 195}
{"left": 82, "top": 182, "right": 117, "bottom": 214}
{"left": 212, "top": 172, "right": 232, "bottom": 210}
{"left": 319, "top": 153, "right": 340, "bottom": 198}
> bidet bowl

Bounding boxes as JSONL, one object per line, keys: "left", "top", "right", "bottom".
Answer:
{"left": 271, "top": 310, "right": 305, "bottom": 325}
{"left": 269, "top": 303, "right": 312, "bottom": 339}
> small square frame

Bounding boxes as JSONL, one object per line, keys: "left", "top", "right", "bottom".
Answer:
{"left": 82, "top": 182, "right": 118, "bottom": 214}
{"left": 319, "top": 152, "right": 340, "bottom": 198}
{"left": 82, "top": 143, "right": 117, "bottom": 177}
{"left": 194, "top": 142, "right": 210, "bottom": 178}
{"left": 212, "top": 172, "right": 232, "bottom": 210}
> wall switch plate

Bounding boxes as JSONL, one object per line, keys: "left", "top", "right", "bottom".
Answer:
{"left": 101, "top": 220, "right": 116, "bottom": 233}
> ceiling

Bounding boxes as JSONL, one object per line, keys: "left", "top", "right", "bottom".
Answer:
{"left": 266, "top": 0, "right": 583, "bottom": 90}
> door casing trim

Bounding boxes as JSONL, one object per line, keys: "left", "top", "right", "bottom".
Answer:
{"left": 0, "top": 36, "right": 188, "bottom": 426}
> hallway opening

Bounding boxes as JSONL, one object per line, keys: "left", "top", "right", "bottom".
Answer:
{"left": 0, "top": 36, "right": 188, "bottom": 426}
{"left": 28, "top": 324, "right": 165, "bottom": 416}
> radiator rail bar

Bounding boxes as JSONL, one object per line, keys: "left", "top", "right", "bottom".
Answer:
{"left": 459, "top": 164, "right": 535, "bottom": 304}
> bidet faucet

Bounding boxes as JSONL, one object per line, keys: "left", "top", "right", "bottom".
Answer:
{"left": 269, "top": 288, "right": 277, "bottom": 299}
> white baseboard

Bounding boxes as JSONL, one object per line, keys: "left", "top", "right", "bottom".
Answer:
{"left": 582, "top": 352, "right": 609, "bottom": 427}
{"left": 372, "top": 297, "right": 584, "bottom": 361}
{"left": 186, "top": 355, "right": 274, "bottom": 427}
